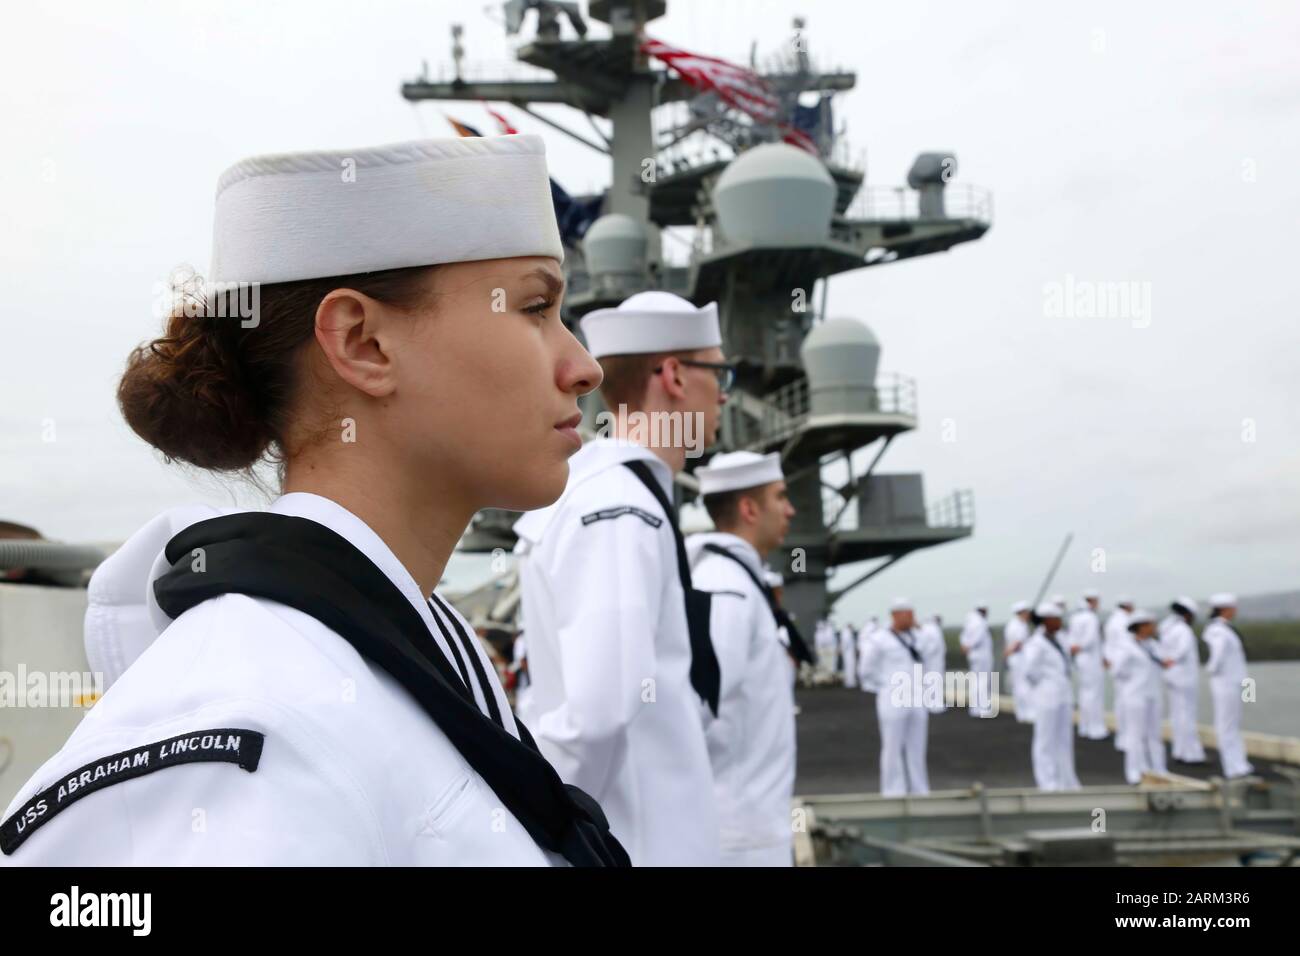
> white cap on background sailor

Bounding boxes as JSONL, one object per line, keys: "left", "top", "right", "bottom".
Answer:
{"left": 579, "top": 291, "right": 720, "bottom": 358}
{"left": 697, "top": 450, "right": 783, "bottom": 495}
{"left": 1127, "top": 609, "right": 1156, "bottom": 630}
{"left": 1209, "top": 592, "right": 1238, "bottom": 608}
{"left": 687, "top": 449, "right": 801, "bottom": 865}
{"left": 1011, "top": 599, "right": 1030, "bottom": 614}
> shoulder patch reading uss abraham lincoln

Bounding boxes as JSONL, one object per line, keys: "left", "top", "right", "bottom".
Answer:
{"left": 0, "top": 728, "right": 264, "bottom": 855}
{"left": 581, "top": 505, "right": 663, "bottom": 529}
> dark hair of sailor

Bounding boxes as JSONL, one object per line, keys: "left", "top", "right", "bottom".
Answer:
{"left": 702, "top": 489, "right": 743, "bottom": 528}
{"left": 118, "top": 266, "right": 436, "bottom": 473}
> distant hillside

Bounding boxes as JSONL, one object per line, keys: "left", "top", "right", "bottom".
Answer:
{"left": 1239, "top": 590, "right": 1300, "bottom": 621}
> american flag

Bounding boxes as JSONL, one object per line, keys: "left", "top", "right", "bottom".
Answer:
{"left": 641, "top": 37, "right": 818, "bottom": 154}
{"left": 641, "top": 37, "right": 779, "bottom": 124}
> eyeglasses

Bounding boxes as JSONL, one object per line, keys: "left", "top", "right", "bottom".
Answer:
{"left": 656, "top": 359, "right": 737, "bottom": 395}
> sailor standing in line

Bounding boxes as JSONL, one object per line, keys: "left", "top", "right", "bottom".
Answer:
{"left": 512, "top": 290, "right": 728, "bottom": 866}
{"left": 1103, "top": 597, "right": 1136, "bottom": 750}
{"left": 841, "top": 619, "right": 859, "bottom": 689}
{"left": 1068, "top": 590, "right": 1108, "bottom": 739}
{"left": 959, "top": 603, "right": 995, "bottom": 717}
{"left": 916, "top": 614, "right": 947, "bottom": 716}
{"left": 1003, "top": 601, "right": 1035, "bottom": 723}
{"left": 1, "top": 135, "right": 628, "bottom": 866}
{"left": 687, "top": 451, "right": 800, "bottom": 866}
{"left": 814, "top": 619, "right": 838, "bottom": 678}
{"left": 811, "top": 616, "right": 832, "bottom": 676}
{"left": 1202, "top": 594, "right": 1254, "bottom": 779}
{"left": 1160, "top": 598, "right": 1206, "bottom": 764}
{"left": 859, "top": 599, "right": 931, "bottom": 796}
{"left": 1022, "top": 604, "right": 1081, "bottom": 791}
{"left": 1111, "top": 611, "right": 1169, "bottom": 784}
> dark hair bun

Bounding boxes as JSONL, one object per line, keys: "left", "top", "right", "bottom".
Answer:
{"left": 118, "top": 281, "right": 270, "bottom": 471}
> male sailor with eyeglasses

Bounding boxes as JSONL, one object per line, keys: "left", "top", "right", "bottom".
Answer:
{"left": 513, "top": 291, "right": 732, "bottom": 866}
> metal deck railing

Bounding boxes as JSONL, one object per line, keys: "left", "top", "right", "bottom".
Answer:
{"left": 927, "top": 488, "right": 976, "bottom": 529}
{"left": 728, "top": 372, "right": 917, "bottom": 449}
{"left": 845, "top": 183, "right": 993, "bottom": 224}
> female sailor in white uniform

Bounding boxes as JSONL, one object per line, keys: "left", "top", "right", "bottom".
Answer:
{"left": 1160, "top": 598, "right": 1206, "bottom": 764}
{"left": 1111, "top": 611, "right": 1169, "bottom": 784}
{"left": 1022, "top": 604, "right": 1081, "bottom": 791}
{"left": 1203, "top": 593, "right": 1254, "bottom": 779}
{"left": 0, "top": 135, "right": 628, "bottom": 866}
{"left": 1002, "top": 600, "right": 1034, "bottom": 723}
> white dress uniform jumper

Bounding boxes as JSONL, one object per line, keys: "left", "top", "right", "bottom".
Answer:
{"left": 1, "top": 495, "right": 627, "bottom": 865}
{"left": 1003, "top": 614, "right": 1034, "bottom": 723}
{"left": 1103, "top": 607, "right": 1133, "bottom": 750}
{"left": 1022, "top": 624, "right": 1081, "bottom": 792}
{"left": 513, "top": 438, "right": 722, "bottom": 866}
{"left": 688, "top": 532, "right": 798, "bottom": 866}
{"left": 1110, "top": 618, "right": 1168, "bottom": 784}
{"left": 859, "top": 625, "right": 930, "bottom": 796}
{"left": 958, "top": 611, "right": 995, "bottom": 717}
{"left": 1159, "top": 614, "right": 1206, "bottom": 763}
{"left": 916, "top": 618, "right": 947, "bottom": 715}
{"left": 1203, "top": 612, "right": 1253, "bottom": 778}
{"left": 1067, "top": 606, "right": 1107, "bottom": 738}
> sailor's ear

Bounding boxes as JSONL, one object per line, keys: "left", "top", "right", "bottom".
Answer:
{"left": 313, "top": 289, "right": 398, "bottom": 398}
{"left": 655, "top": 355, "right": 688, "bottom": 401}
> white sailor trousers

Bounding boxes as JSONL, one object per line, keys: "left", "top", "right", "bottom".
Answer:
{"left": 965, "top": 652, "right": 994, "bottom": 716}
{"left": 1121, "top": 694, "right": 1166, "bottom": 784}
{"left": 1031, "top": 701, "right": 1076, "bottom": 791}
{"left": 1210, "top": 677, "right": 1253, "bottom": 778}
{"left": 876, "top": 695, "right": 929, "bottom": 796}
{"left": 1075, "top": 659, "right": 1107, "bottom": 738}
{"left": 1169, "top": 685, "right": 1205, "bottom": 762}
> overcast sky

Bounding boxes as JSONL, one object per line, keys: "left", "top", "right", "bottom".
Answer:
{"left": 2, "top": 0, "right": 1298, "bottom": 623}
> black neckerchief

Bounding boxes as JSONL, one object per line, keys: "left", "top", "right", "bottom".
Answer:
{"left": 623, "top": 461, "right": 721, "bottom": 715}
{"left": 1043, "top": 629, "right": 1072, "bottom": 669}
{"left": 152, "top": 512, "right": 630, "bottom": 868}
{"left": 889, "top": 627, "right": 923, "bottom": 664}
{"left": 699, "top": 543, "right": 815, "bottom": 665}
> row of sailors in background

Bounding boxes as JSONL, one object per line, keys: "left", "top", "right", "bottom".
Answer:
{"left": 812, "top": 591, "right": 1252, "bottom": 797}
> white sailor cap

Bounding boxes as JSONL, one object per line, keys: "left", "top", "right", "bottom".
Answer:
{"left": 697, "top": 451, "right": 784, "bottom": 496}
{"left": 1082, "top": 588, "right": 1101, "bottom": 600}
{"left": 1172, "top": 595, "right": 1198, "bottom": 616}
{"left": 210, "top": 135, "right": 563, "bottom": 285}
{"left": 579, "top": 291, "right": 722, "bottom": 359}
{"left": 1011, "top": 600, "right": 1031, "bottom": 613}
{"left": 1116, "top": 595, "right": 1135, "bottom": 607}
{"left": 1034, "top": 602, "right": 1063, "bottom": 619}
{"left": 974, "top": 599, "right": 989, "bottom": 610}
{"left": 1209, "top": 592, "right": 1237, "bottom": 608}
{"left": 1127, "top": 609, "right": 1156, "bottom": 629}
{"left": 890, "top": 597, "right": 913, "bottom": 612}
{"left": 763, "top": 570, "right": 784, "bottom": 589}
